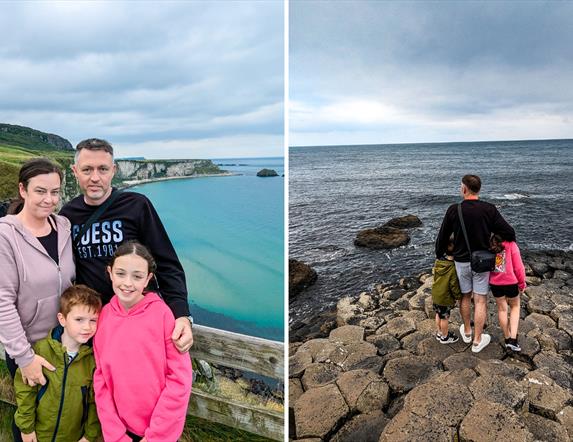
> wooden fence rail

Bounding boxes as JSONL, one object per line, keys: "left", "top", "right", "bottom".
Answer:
{"left": 0, "top": 324, "right": 285, "bottom": 441}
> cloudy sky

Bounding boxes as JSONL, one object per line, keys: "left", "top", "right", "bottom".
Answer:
{"left": 0, "top": 1, "right": 283, "bottom": 158}
{"left": 290, "top": 1, "right": 573, "bottom": 146}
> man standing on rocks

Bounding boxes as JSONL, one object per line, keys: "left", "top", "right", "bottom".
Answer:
{"left": 60, "top": 138, "right": 194, "bottom": 352}
{"left": 435, "top": 174, "right": 515, "bottom": 353}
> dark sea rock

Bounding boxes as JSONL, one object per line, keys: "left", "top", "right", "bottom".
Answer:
{"left": 289, "top": 259, "right": 318, "bottom": 297}
{"left": 354, "top": 226, "right": 410, "bottom": 249}
{"left": 383, "top": 214, "right": 423, "bottom": 229}
{"left": 256, "top": 168, "right": 278, "bottom": 177}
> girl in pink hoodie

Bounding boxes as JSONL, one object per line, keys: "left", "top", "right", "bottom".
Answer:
{"left": 93, "top": 241, "right": 192, "bottom": 442}
{"left": 489, "top": 234, "right": 527, "bottom": 352}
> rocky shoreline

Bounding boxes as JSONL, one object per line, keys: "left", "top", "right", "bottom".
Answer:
{"left": 121, "top": 171, "right": 237, "bottom": 188}
{"left": 289, "top": 250, "right": 573, "bottom": 441}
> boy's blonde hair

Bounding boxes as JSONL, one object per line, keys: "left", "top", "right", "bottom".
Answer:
{"left": 60, "top": 284, "right": 102, "bottom": 317}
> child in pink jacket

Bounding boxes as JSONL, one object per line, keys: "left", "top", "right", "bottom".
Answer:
{"left": 94, "top": 241, "right": 192, "bottom": 441}
{"left": 489, "top": 234, "right": 526, "bottom": 352}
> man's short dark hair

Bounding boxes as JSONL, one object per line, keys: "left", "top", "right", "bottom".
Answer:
{"left": 75, "top": 138, "right": 114, "bottom": 162}
{"left": 462, "top": 174, "right": 481, "bottom": 194}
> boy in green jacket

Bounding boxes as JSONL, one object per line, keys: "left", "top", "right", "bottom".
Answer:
{"left": 432, "top": 236, "right": 462, "bottom": 344}
{"left": 14, "top": 285, "right": 102, "bottom": 442}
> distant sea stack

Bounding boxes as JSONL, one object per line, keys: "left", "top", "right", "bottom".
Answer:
{"left": 257, "top": 168, "right": 279, "bottom": 177}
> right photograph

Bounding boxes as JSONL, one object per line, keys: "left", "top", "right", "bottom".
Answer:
{"left": 288, "top": 2, "right": 573, "bottom": 441}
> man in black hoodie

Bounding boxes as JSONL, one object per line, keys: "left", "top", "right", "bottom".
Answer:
{"left": 436, "top": 174, "right": 515, "bottom": 353}
{"left": 60, "top": 138, "right": 194, "bottom": 352}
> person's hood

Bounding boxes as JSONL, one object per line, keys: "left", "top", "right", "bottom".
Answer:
{"left": 434, "top": 258, "right": 456, "bottom": 277}
{"left": 108, "top": 291, "right": 163, "bottom": 317}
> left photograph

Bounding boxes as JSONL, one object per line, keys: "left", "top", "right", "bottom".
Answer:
{"left": 0, "top": 2, "right": 284, "bottom": 442}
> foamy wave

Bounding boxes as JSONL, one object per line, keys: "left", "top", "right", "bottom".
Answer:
{"left": 501, "top": 193, "right": 529, "bottom": 200}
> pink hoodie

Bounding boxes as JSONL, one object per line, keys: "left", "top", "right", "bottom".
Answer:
{"left": 489, "top": 241, "right": 527, "bottom": 291}
{"left": 93, "top": 292, "right": 192, "bottom": 442}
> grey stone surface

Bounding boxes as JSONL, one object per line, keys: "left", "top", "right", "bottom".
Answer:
{"left": 329, "top": 325, "right": 365, "bottom": 344}
{"left": 417, "top": 337, "right": 456, "bottom": 361}
{"left": 337, "top": 369, "right": 388, "bottom": 412}
{"left": 366, "top": 333, "right": 400, "bottom": 356}
{"left": 301, "top": 363, "right": 343, "bottom": 389}
{"left": 331, "top": 410, "right": 389, "bottom": 442}
{"left": 469, "top": 374, "right": 527, "bottom": 410}
{"left": 289, "top": 378, "right": 304, "bottom": 408}
{"left": 294, "top": 384, "right": 350, "bottom": 439}
{"left": 475, "top": 358, "right": 528, "bottom": 380}
{"left": 290, "top": 348, "right": 313, "bottom": 378}
{"left": 383, "top": 355, "right": 441, "bottom": 394}
{"left": 380, "top": 410, "right": 457, "bottom": 442}
{"left": 459, "top": 400, "right": 533, "bottom": 442}
{"left": 378, "top": 316, "right": 416, "bottom": 339}
{"left": 525, "top": 371, "right": 573, "bottom": 420}
{"left": 556, "top": 406, "right": 573, "bottom": 440}
{"left": 443, "top": 352, "right": 480, "bottom": 371}
{"left": 523, "top": 412, "right": 570, "bottom": 442}
{"left": 524, "top": 312, "right": 557, "bottom": 329}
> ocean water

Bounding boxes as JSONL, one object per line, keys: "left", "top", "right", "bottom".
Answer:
{"left": 289, "top": 139, "right": 573, "bottom": 322}
{"left": 133, "top": 157, "right": 284, "bottom": 341}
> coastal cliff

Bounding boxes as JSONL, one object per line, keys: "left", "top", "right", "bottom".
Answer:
{"left": 115, "top": 159, "right": 223, "bottom": 182}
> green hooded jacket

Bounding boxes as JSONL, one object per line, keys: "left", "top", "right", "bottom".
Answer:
{"left": 14, "top": 326, "right": 100, "bottom": 442}
{"left": 431, "top": 259, "right": 462, "bottom": 306}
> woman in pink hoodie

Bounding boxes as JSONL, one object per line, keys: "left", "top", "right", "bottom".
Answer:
{"left": 93, "top": 241, "right": 192, "bottom": 442}
{"left": 489, "top": 234, "right": 527, "bottom": 352}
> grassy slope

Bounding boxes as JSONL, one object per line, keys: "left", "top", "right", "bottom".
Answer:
{"left": 0, "top": 143, "right": 74, "bottom": 200}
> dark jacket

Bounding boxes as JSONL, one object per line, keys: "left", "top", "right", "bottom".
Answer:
{"left": 60, "top": 188, "right": 190, "bottom": 318}
{"left": 435, "top": 199, "right": 515, "bottom": 262}
{"left": 14, "top": 326, "right": 100, "bottom": 441}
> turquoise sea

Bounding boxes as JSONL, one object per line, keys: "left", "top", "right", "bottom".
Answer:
{"left": 133, "top": 157, "right": 284, "bottom": 342}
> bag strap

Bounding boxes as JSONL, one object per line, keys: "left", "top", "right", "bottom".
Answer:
{"left": 73, "top": 190, "right": 123, "bottom": 249}
{"left": 457, "top": 203, "right": 472, "bottom": 255}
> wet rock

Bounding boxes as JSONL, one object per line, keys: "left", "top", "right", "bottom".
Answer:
{"left": 530, "top": 261, "right": 550, "bottom": 276}
{"left": 383, "top": 355, "right": 441, "bottom": 394}
{"left": 336, "top": 371, "right": 390, "bottom": 414}
{"left": 525, "top": 371, "right": 572, "bottom": 420}
{"left": 399, "top": 276, "right": 421, "bottom": 290}
{"left": 366, "top": 333, "right": 400, "bottom": 356}
{"left": 256, "top": 168, "right": 278, "bottom": 177}
{"left": 359, "top": 316, "right": 386, "bottom": 333}
{"left": 329, "top": 325, "right": 365, "bottom": 344}
{"left": 383, "top": 214, "right": 423, "bottom": 229}
{"left": 301, "top": 363, "right": 342, "bottom": 389}
{"left": 293, "top": 384, "right": 350, "bottom": 439}
{"left": 354, "top": 226, "right": 410, "bottom": 249}
{"left": 381, "top": 288, "right": 406, "bottom": 301}
{"left": 377, "top": 316, "right": 416, "bottom": 339}
{"left": 469, "top": 374, "right": 527, "bottom": 410}
{"left": 459, "top": 400, "right": 533, "bottom": 442}
{"left": 289, "top": 259, "right": 318, "bottom": 297}
{"left": 390, "top": 297, "right": 410, "bottom": 311}
{"left": 330, "top": 410, "right": 389, "bottom": 442}
{"left": 523, "top": 412, "right": 570, "bottom": 442}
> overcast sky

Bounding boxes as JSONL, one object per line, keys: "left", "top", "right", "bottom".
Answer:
{"left": 0, "top": 1, "right": 283, "bottom": 158}
{"left": 290, "top": 1, "right": 573, "bottom": 146}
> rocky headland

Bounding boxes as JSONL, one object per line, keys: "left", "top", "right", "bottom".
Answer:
{"left": 289, "top": 250, "right": 573, "bottom": 441}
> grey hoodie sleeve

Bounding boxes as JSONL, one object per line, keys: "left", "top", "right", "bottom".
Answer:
{"left": 0, "top": 233, "right": 35, "bottom": 367}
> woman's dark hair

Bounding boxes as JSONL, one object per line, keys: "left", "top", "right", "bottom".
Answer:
{"left": 109, "top": 240, "right": 157, "bottom": 274}
{"left": 490, "top": 234, "right": 505, "bottom": 254}
{"left": 7, "top": 158, "right": 63, "bottom": 214}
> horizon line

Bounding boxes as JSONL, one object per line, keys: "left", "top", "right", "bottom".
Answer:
{"left": 290, "top": 137, "right": 573, "bottom": 149}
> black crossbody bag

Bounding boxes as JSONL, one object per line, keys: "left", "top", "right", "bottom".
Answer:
{"left": 457, "top": 203, "right": 496, "bottom": 273}
{"left": 73, "top": 190, "right": 123, "bottom": 250}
